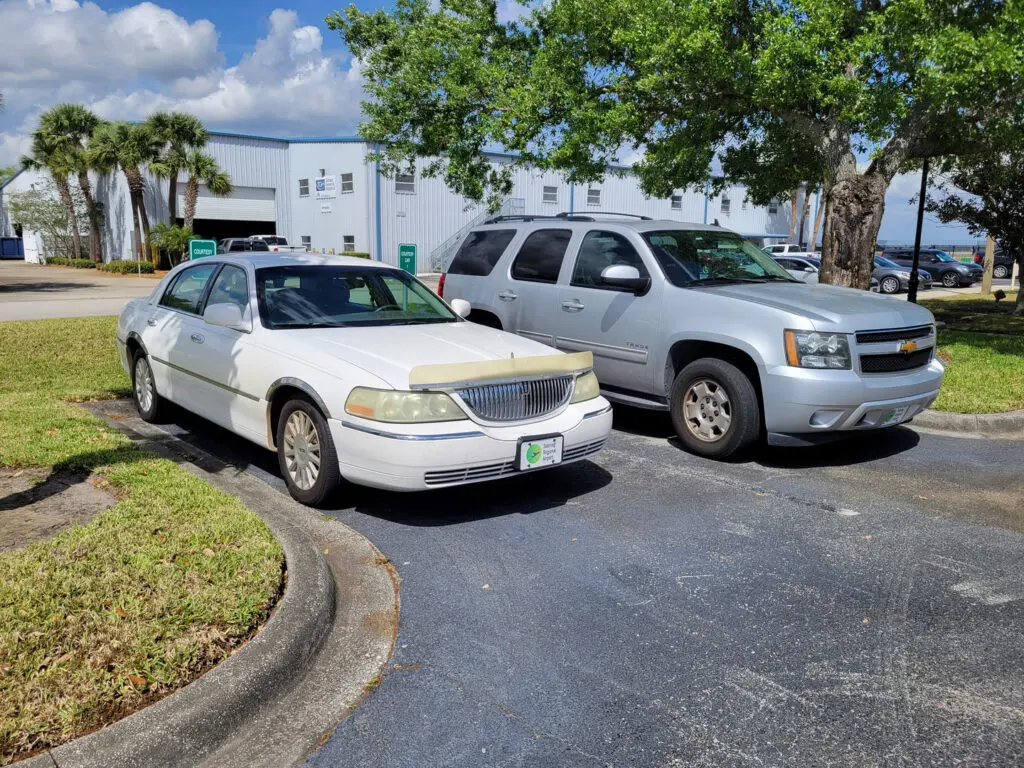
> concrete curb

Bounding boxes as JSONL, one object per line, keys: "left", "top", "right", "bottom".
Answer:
{"left": 913, "top": 407, "right": 1024, "bottom": 439}
{"left": 21, "top": 402, "right": 398, "bottom": 768}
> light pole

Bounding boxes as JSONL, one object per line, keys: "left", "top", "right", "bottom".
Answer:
{"left": 907, "top": 156, "right": 929, "bottom": 304}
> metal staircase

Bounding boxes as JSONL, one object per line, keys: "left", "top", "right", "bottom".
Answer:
{"left": 428, "top": 197, "right": 525, "bottom": 272}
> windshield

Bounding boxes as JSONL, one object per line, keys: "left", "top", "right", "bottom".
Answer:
{"left": 642, "top": 230, "right": 798, "bottom": 287}
{"left": 259, "top": 236, "right": 286, "bottom": 245}
{"left": 934, "top": 251, "right": 956, "bottom": 262}
{"left": 256, "top": 265, "right": 457, "bottom": 329}
{"left": 875, "top": 257, "right": 901, "bottom": 269}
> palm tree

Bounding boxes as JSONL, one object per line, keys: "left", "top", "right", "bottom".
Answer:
{"left": 181, "top": 150, "right": 233, "bottom": 231}
{"left": 20, "top": 132, "right": 83, "bottom": 258}
{"left": 39, "top": 104, "right": 104, "bottom": 262}
{"left": 147, "top": 112, "right": 208, "bottom": 222}
{"left": 89, "top": 122, "right": 162, "bottom": 260}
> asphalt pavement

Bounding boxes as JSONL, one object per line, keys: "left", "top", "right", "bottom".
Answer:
{"left": 0, "top": 261, "right": 158, "bottom": 321}
{"left": 146, "top": 404, "right": 1024, "bottom": 767}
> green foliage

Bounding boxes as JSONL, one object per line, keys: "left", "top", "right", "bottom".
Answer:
{"left": 46, "top": 257, "right": 95, "bottom": 268}
{"left": 149, "top": 222, "right": 196, "bottom": 268}
{"left": 0, "top": 166, "right": 15, "bottom": 183}
{"left": 345, "top": 251, "right": 372, "bottom": 259}
{"left": 97, "top": 260, "right": 156, "bottom": 274}
{"left": 88, "top": 121, "right": 163, "bottom": 176}
{"left": 6, "top": 180, "right": 88, "bottom": 260}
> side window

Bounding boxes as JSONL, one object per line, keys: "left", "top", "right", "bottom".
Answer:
{"left": 448, "top": 229, "right": 516, "bottom": 276}
{"left": 206, "top": 265, "right": 250, "bottom": 312}
{"left": 510, "top": 229, "right": 572, "bottom": 283}
{"left": 776, "top": 258, "right": 795, "bottom": 269}
{"left": 229, "top": 241, "right": 246, "bottom": 252}
{"left": 571, "top": 231, "right": 649, "bottom": 289}
{"left": 160, "top": 263, "right": 219, "bottom": 314}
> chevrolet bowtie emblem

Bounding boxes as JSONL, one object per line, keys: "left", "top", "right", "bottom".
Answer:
{"left": 899, "top": 340, "right": 918, "bottom": 354}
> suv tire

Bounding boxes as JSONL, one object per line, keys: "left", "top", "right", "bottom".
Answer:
{"left": 670, "top": 358, "right": 760, "bottom": 459}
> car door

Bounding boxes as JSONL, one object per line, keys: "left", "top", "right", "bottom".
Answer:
{"left": 505, "top": 228, "right": 574, "bottom": 347}
{"left": 554, "top": 230, "right": 662, "bottom": 391}
{"left": 140, "top": 261, "right": 221, "bottom": 408}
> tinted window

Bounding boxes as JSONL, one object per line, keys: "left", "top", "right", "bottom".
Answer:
{"left": 511, "top": 229, "right": 572, "bottom": 283}
{"left": 448, "top": 230, "right": 516, "bottom": 276}
{"left": 160, "top": 263, "right": 219, "bottom": 314}
{"left": 571, "top": 231, "right": 649, "bottom": 288}
{"left": 229, "top": 241, "right": 246, "bottom": 252}
{"left": 642, "top": 230, "right": 796, "bottom": 287}
{"left": 250, "top": 240, "right": 269, "bottom": 252}
{"left": 206, "top": 265, "right": 249, "bottom": 312}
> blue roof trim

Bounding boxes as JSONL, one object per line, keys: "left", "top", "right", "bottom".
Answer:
{"left": 207, "top": 129, "right": 364, "bottom": 144}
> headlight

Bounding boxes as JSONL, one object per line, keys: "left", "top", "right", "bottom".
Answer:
{"left": 345, "top": 387, "right": 465, "bottom": 423}
{"left": 571, "top": 370, "right": 600, "bottom": 403}
{"left": 899, "top": 272, "right": 911, "bottom": 278}
{"left": 784, "top": 330, "right": 851, "bottom": 370}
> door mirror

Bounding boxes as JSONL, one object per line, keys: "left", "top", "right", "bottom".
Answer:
{"left": 204, "top": 302, "right": 252, "bottom": 332}
{"left": 600, "top": 264, "right": 650, "bottom": 294}
{"left": 803, "top": 265, "right": 816, "bottom": 272}
{"left": 449, "top": 298, "right": 471, "bottom": 319}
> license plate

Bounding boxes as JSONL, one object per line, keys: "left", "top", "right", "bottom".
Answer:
{"left": 518, "top": 435, "right": 563, "bottom": 471}
{"left": 883, "top": 406, "right": 909, "bottom": 425}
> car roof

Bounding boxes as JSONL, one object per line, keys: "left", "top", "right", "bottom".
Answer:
{"left": 472, "top": 216, "right": 733, "bottom": 235}
{"left": 212, "top": 253, "right": 395, "bottom": 270}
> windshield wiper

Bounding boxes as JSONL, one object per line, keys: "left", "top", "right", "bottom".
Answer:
{"left": 272, "top": 322, "right": 347, "bottom": 329}
{"left": 685, "top": 276, "right": 768, "bottom": 286}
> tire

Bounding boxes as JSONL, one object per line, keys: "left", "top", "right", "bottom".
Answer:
{"left": 276, "top": 398, "right": 341, "bottom": 507}
{"left": 466, "top": 310, "right": 502, "bottom": 330}
{"left": 941, "top": 271, "right": 960, "bottom": 288}
{"left": 994, "top": 264, "right": 1009, "bottom": 279}
{"left": 670, "top": 358, "right": 760, "bottom": 459}
{"left": 880, "top": 276, "right": 901, "bottom": 295}
{"left": 131, "top": 351, "right": 165, "bottom": 422}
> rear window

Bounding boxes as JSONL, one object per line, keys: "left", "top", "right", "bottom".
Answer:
{"left": 448, "top": 229, "right": 516, "bottom": 276}
{"left": 259, "top": 236, "right": 286, "bottom": 245}
{"left": 511, "top": 229, "right": 572, "bottom": 283}
{"left": 250, "top": 240, "right": 270, "bottom": 252}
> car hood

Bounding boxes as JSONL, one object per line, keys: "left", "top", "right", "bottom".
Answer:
{"left": 268, "top": 321, "right": 564, "bottom": 389}
{"left": 704, "top": 282, "right": 935, "bottom": 331}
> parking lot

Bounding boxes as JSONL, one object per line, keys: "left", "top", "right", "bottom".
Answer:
{"left": 0, "top": 261, "right": 157, "bottom": 321}
{"left": 144, "top": 403, "right": 1024, "bottom": 767}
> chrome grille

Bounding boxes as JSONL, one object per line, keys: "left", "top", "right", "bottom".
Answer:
{"left": 456, "top": 375, "right": 573, "bottom": 422}
{"left": 562, "top": 439, "right": 607, "bottom": 462}
{"left": 424, "top": 461, "right": 516, "bottom": 486}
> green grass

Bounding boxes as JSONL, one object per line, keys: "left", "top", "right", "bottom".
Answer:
{"left": 916, "top": 293, "right": 1024, "bottom": 413}
{"left": 0, "top": 317, "right": 283, "bottom": 764}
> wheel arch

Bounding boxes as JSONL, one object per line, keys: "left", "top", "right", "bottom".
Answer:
{"left": 665, "top": 337, "right": 766, "bottom": 422}
{"left": 265, "top": 378, "right": 332, "bottom": 450}
{"left": 466, "top": 308, "right": 503, "bottom": 329}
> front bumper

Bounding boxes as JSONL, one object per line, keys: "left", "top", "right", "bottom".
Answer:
{"left": 762, "top": 359, "right": 944, "bottom": 444}
{"left": 331, "top": 398, "right": 614, "bottom": 491}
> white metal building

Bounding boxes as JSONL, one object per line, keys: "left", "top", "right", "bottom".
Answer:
{"left": 1, "top": 130, "right": 812, "bottom": 271}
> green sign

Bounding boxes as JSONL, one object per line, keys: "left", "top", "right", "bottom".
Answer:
{"left": 399, "top": 243, "right": 417, "bottom": 274}
{"left": 189, "top": 239, "right": 217, "bottom": 260}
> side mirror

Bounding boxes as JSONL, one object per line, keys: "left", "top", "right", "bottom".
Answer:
{"left": 804, "top": 265, "right": 816, "bottom": 272}
{"left": 204, "top": 302, "right": 252, "bottom": 333}
{"left": 600, "top": 264, "right": 651, "bottom": 294}
{"left": 449, "top": 298, "right": 471, "bottom": 319}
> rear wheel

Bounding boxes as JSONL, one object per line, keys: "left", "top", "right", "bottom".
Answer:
{"left": 670, "top": 358, "right": 760, "bottom": 459}
{"left": 994, "top": 264, "right": 1010, "bottom": 279}
{"left": 131, "top": 352, "right": 165, "bottom": 422}
{"left": 276, "top": 398, "right": 341, "bottom": 507}
{"left": 880, "top": 276, "right": 901, "bottom": 294}
{"left": 941, "top": 271, "right": 960, "bottom": 288}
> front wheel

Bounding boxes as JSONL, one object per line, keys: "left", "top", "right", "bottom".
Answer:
{"left": 994, "top": 264, "right": 1009, "bottom": 279}
{"left": 276, "top": 399, "right": 341, "bottom": 507}
{"left": 670, "top": 358, "right": 761, "bottom": 459}
{"left": 880, "top": 276, "right": 901, "bottom": 294}
{"left": 941, "top": 271, "right": 960, "bottom": 288}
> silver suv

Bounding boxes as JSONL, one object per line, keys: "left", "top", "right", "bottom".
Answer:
{"left": 441, "top": 214, "right": 945, "bottom": 458}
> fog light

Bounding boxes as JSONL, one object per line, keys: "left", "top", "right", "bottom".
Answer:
{"left": 809, "top": 410, "right": 844, "bottom": 428}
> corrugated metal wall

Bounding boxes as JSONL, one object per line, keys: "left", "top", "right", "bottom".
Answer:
{"left": 288, "top": 142, "right": 372, "bottom": 255}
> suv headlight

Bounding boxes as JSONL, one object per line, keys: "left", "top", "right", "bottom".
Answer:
{"left": 345, "top": 388, "right": 465, "bottom": 423}
{"left": 571, "top": 370, "right": 600, "bottom": 403}
{"left": 784, "top": 330, "right": 852, "bottom": 370}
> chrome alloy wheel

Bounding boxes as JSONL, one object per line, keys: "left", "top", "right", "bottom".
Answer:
{"left": 283, "top": 410, "right": 321, "bottom": 490}
{"left": 134, "top": 357, "right": 154, "bottom": 412}
{"left": 682, "top": 378, "right": 732, "bottom": 442}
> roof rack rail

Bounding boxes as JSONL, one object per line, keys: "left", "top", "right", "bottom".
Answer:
{"left": 555, "top": 211, "right": 653, "bottom": 221}
{"left": 483, "top": 214, "right": 566, "bottom": 224}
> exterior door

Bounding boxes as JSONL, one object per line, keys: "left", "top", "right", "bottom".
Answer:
{"left": 554, "top": 230, "right": 661, "bottom": 391}
{"left": 506, "top": 228, "right": 574, "bottom": 347}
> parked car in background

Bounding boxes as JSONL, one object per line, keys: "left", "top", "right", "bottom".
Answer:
{"left": 250, "top": 235, "right": 308, "bottom": 254}
{"left": 772, "top": 256, "right": 820, "bottom": 283}
{"left": 873, "top": 256, "right": 932, "bottom": 294}
{"left": 442, "top": 214, "right": 944, "bottom": 459}
{"left": 882, "top": 248, "right": 981, "bottom": 287}
{"left": 972, "top": 247, "right": 1015, "bottom": 280}
{"left": 117, "top": 254, "right": 612, "bottom": 505}
{"left": 217, "top": 238, "right": 270, "bottom": 255}
{"left": 763, "top": 243, "right": 820, "bottom": 259}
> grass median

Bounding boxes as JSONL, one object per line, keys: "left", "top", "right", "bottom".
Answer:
{"left": 920, "top": 292, "right": 1024, "bottom": 413}
{"left": 0, "top": 316, "right": 283, "bottom": 764}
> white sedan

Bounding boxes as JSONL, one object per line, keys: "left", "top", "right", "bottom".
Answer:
{"left": 117, "top": 254, "right": 613, "bottom": 505}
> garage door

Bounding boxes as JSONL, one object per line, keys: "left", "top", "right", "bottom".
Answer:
{"left": 177, "top": 186, "right": 276, "bottom": 222}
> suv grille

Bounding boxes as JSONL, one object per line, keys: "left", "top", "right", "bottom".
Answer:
{"left": 456, "top": 376, "right": 573, "bottom": 422}
{"left": 860, "top": 348, "right": 932, "bottom": 373}
{"left": 856, "top": 326, "right": 933, "bottom": 344}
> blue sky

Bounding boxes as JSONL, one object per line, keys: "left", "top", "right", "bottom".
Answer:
{"left": 0, "top": 0, "right": 976, "bottom": 244}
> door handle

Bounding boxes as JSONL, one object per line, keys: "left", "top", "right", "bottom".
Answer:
{"left": 190, "top": 333, "right": 205, "bottom": 344}
{"left": 498, "top": 290, "right": 518, "bottom": 302}
{"left": 561, "top": 299, "right": 585, "bottom": 312}
{"left": 146, "top": 318, "right": 157, "bottom": 327}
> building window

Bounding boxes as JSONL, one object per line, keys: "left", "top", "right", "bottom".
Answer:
{"left": 395, "top": 173, "right": 415, "bottom": 194}
{"left": 343, "top": 236, "right": 355, "bottom": 252}
{"left": 721, "top": 197, "right": 731, "bottom": 215}
{"left": 742, "top": 199, "right": 748, "bottom": 211}
{"left": 542, "top": 186, "right": 558, "bottom": 204}
{"left": 341, "top": 173, "right": 354, "bottom": 193}
{"left": 301, "top": 235, "right": 311, "bottom": 249}
{"left": 587, "top": 188, "right": 601, "bottom": 206}
{"left": 768, "top": 200, "right": 779, "bottom": 215}
{"left": 670, "top": 194, "right": 682, "bottom": 210}
{"left": 299, "top": 178, "right": 310, "bottom": 197}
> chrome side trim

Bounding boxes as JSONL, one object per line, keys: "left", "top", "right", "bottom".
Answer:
{"left": 582, "top": 404, "right": 613, "bottom": 419}
{"left": 556, "top": 336, "right": 648, "bottom": 364}
{"left": 341, "top": 421, "right": 484, "bottom": 441}
{"left": 264, "top": 377, "right": 332, "bottom": 419}
{"left": 151, "top": 356, "right": 260, "bottom": 402}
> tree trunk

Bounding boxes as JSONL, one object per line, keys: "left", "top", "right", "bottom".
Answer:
{"left": 1015, "top": 253, "right": 1024, "bottom": 316}
{"left": 818, "top": 174, "right": 888, "bottom": 289}
{"left": 810, "top": 189, "right": 825, "bottom": 251}
{"left": 183, "top": 176, "right": 199, "bottom": 231}
{"left": 787, "top": 188, "right": 799, "bottom": 240}
{"left": 797, "top": 183, "right": 811, "bottom": 248}
{"left": 53, "top": 175, "right": 83, "bottom": 259}
{"left": 168, "top": 173, "right": 179, "bottom": 222}
{"left": 77, "top": 170, "right": 103, "bottom": 263}
{"left": 126, "top": 166, "right": 152, "bottom": 248}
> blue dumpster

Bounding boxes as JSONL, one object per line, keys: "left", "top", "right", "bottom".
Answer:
{"left": 0, "top": 237, "right": 24, "bottom": 259}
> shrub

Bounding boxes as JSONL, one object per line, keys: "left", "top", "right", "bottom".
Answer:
{"left": 345, "top": 252, "right": 372, "bottom": 259}
{"left": 47, "top": 257, "right": 95, "bottom": 268}
{"left": 98, "top": 260, "right": 155, "bottom": 274}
